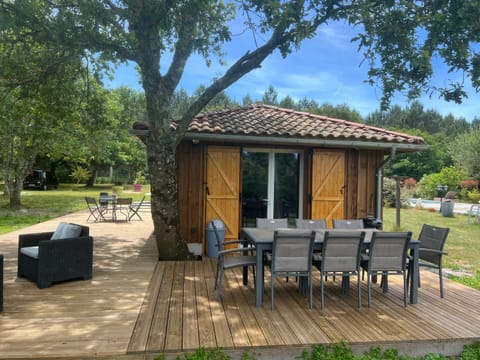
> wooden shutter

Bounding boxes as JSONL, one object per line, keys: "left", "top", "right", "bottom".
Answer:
{"left": 205, "top": 146, "right": 240, "bottom": 241}
{"left": 311, "top": 150, "right": 345, "bottom": 228}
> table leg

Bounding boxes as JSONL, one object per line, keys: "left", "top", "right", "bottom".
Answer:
{"left": 410, "top": 244, "right": 419, "bottom": 304}
{"left": 242, "top": 243, "right": 248, "bottom": 285}
{"left": 255, "top": 245, "right": 265, "bottom": 307}
{"left": 341, "top": 274, "right": 350, "bottom": 294}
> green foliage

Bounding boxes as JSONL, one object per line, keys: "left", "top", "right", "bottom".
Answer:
{"left": 467, "top": 190, "right": 480, "bottom": 203}
{"left": 134, "top": 171, "right": 146, "bottom": 185}
{"left": 70, "top": 166, "right": 91, "bottom": 184}
{"left": 451, "top": 131, "right": 480, "bottom": 178}
{"left": 383, "top": 177, "right": 397, "bottom": 207}
{"left": 301, "top": 342, "right": 356, "bottom": 359}
{"left": 460, "top": 341, "right": 480, "bottom": 360}
{"left": 383, "top": 177, "right": 414, "bottom": 208}
{"left": 154, "top": 347, "right": 236, "bottom": 360}
{"left": 152, "top": 342, "right": 480, "bottom": 360}
{"left": 417, "top": 166, "right": 467, "bottom": 199}
{"left": 300, "top": 342, "right": 449, "bottom": 359}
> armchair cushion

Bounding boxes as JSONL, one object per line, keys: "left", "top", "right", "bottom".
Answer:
{"left": 20, "top": 246, "right": 39, "bottom": 259}
{"left": 51, "top": 222, "right": 83, "bottom": 240}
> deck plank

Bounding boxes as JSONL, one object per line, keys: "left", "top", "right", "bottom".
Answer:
{"left": 128, "top": 262, "right": 165, "bottom": 353}
{"left": 182, "top": 260, "right": 200, "bottom": 350}
{"left": 194, "top": 260, "right": 217, "bottom": 349}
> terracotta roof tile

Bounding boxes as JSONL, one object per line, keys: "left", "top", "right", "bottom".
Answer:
{"left": 185, "top": 104, "right": 424, "bottom": 145}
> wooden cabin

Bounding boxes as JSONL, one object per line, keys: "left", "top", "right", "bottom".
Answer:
{"left": 134, "top": 104, "right": 427, "bottom": 252}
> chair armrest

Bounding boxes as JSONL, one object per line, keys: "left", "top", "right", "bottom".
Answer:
{"left": 19, "top": 232, "right": 55, "bottom": 248}
{"left": 218, "top": 248, "right": 255, "bottom": 256}
{"left": 38, "top": 236, "right": 93, "bottom": 263}
{"left": 224, "top": 239, "right": 254, "bottom": 247}
{"left": 419, "top": 248, "right": 448, "bottom": 256}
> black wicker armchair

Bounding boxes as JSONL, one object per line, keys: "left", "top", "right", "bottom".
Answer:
{"left": 17, "top": 223, "right": 93, "bottom": 289}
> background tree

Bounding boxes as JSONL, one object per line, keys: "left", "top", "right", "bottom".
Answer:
{"left": 0, "top": 32, "right": 84, "bottom": 206}
{"left": 4, "top": 1, "right": 480, "bottom": 259}
{"left": 450, "top": 131, "right": 480, "bottom": 180}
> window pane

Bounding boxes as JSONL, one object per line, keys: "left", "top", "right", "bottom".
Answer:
{"left": 274, "top": 153, "right": 299, "bottom": 223}
{"left": 242, "top": 151, "right": 268, "bottom": 226}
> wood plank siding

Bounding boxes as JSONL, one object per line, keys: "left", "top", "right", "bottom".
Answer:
{"left": 176, "top": 142, "right": 386, "bottom": 252}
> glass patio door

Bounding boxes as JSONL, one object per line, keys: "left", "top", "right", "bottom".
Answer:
{"left": 241, "top": 149, "right": 302, "bottom": 226}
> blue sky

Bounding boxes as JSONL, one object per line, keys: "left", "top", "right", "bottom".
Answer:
{"left": 106, "top": 21, "right": 480, "bottom": 121}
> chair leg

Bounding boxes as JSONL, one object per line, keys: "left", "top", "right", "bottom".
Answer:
{"left": 271, "top": 275, "right": 275, "bottom": 310}
{"left": 320, "top": 274, "right": 325, "bottom": 309}
{"left": 439, "top": 266, "right": 444, "bottom": 298}
{"left": 357, "top": 273, "right": 361, "bottom": 308}
{"left": 309, "top": 274, "right": 313, "bottom": 309}
{"left": 214, "top": 260, "right": 220, "bottom": 290}
{"left": 367, "top": 273, "right": 372, "bottom": 307}
{"left": 216, "top": 268, "right": 224, "bottom": 300}
{"left": 403, "top": 272, "right": 407, "bottom": 307}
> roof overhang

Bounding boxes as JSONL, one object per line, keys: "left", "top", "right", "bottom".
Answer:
{"left": 181, "top": 132, "right": 429, "bottom": 153}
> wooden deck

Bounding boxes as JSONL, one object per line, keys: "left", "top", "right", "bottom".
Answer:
{"left": 1, "top": 211, "right": 480, "bottom": 359}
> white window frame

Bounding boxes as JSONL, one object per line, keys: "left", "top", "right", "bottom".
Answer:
{"left": 243, "top": 148, "right": 304, "bottom": 219}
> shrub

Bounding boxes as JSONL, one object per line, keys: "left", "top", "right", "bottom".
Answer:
{"left": 383, "top": 177, "right": 414, "bottom": 208}
{"left": 403, "top": 177, "right": 417, "bottom": 189}
{"left": 417, "top": 166, "right": 467, "bottom": 199}
{"left": 461, "top": 179, "right": 479, "bottom": 191}
{"left": 70, "top": 165, "right": 91, "bottom": 184}
{"left": 461, "top": 341, "right": 480, "bottom": 360}
{"left": 467, "top": 189, "right": 480, "bottom": 203}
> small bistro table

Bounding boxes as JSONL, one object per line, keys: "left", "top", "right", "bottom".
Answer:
{"left": 241, "top": 227, "right": 420, "bottom": 308}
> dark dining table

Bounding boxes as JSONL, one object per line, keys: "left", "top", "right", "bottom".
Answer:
{"left": 241, "top": 227, "right": 420, "bottom": 308}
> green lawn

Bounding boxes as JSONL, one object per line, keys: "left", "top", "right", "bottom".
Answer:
{"left": 382, "top": 206, "right": 480, "bottom": 289}
{"left": 0, "top": 184, "right": 150, "bottom": 234}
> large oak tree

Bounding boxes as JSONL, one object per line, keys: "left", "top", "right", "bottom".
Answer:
{"left": 2, "top": 1, "right": 480, "bottom": 259}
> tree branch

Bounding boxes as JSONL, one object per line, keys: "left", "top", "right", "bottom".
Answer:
{"left": 162, "top": 6, "right": 197, "bottom": 95}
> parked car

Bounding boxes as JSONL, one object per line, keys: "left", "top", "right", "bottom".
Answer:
{"left": 23, "top": 170, "right": 59, "bottom": 190}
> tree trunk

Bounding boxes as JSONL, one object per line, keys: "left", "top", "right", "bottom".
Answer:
{"left": 86, "top": 163, "right": 98, "bottom": 187}
{"left": 147, "top": 129, "right": 192, "bottom": 260}
{"left": 6, "top": 179, "right": 22, "bottom": 208}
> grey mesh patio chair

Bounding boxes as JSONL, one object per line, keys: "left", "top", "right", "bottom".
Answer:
{"left": 361, "top": 231, "right": 412, "bottom": 307}
{"left": 296, "top": 219, "right": 327, "bottom": 279}
{"left": 271, "top": 229, "right": 315, "bottom": 310}
{"left": 212, "top": 220, "right": 256, "bottom": 300}
{"left": 257, "top": 218, "right": 289, "bottom": 280}
{"left": 332, "top": 219, "right": 365, "bottom": 229}
{"left": 333, "top": 219, "right": 365, "bottom": 282}
{"left": 315, "top": 231, "right": 365, "bottom": 309}
{"left": 295, "top": 219, "right": 327, "bottom": 229}
{"left": 409, "top": 224, "right": 449, "bottom": 298}
{"left": 256, "top": 218, "right": 288, "bottom": 228}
